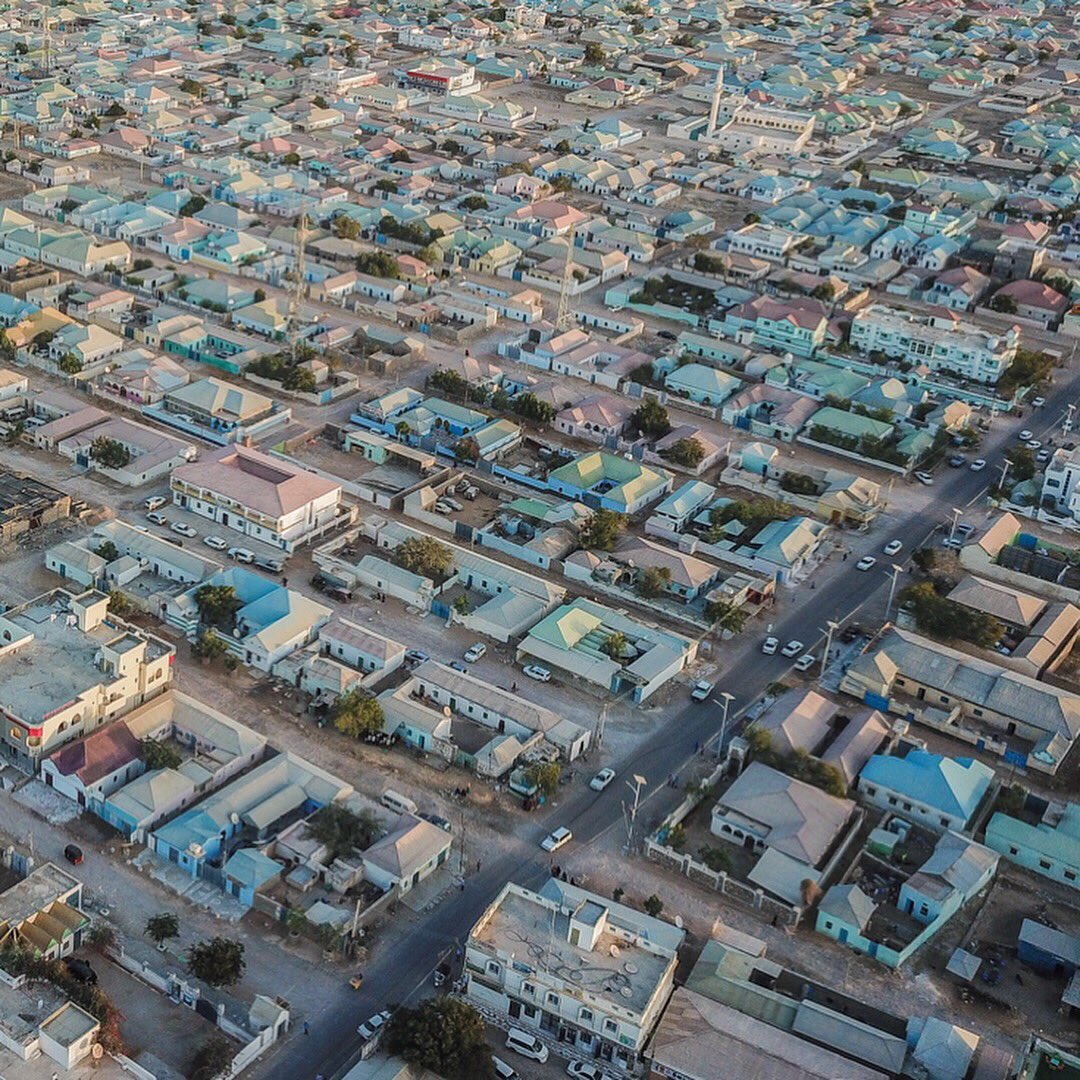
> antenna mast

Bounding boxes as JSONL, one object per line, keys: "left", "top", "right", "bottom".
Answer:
{"left": 555, "top": 225, "right": 577, "bottom": 331}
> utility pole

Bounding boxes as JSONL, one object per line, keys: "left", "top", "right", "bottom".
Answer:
{"left": 1063, "top": 402, "right": 1075, "bottom": 440}
{"left": 819, "top": 620, "right": 839, "bottom": 679}
{"left": 554, "top": 225, "right": 577, "bottom": 332}
{"left": 717, "top": 691, "right": 734, "bottom": 763}
{"left": 622, "top": 774, "right": 647, "bottom": 853}
{"left": 458, "top": 807, "right": 466, "bottom": 875}
{"left": 594, "top": 700, "right": 607, "bottom": 749}
{"left": 885, "top": 564, "right": 904, "bottom": 621}
{"left": 948, "top": 506, "right": 962, "bottom": 543}
{"left": 997, "top": 457, "right": 1012, "bottom": 495}
{"left": 288, "top": 204, "right": 308, "bottom": 364}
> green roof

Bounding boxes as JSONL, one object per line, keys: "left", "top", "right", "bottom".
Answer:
{"left": 811, "top": 406, "right": 893, "bottom": 440}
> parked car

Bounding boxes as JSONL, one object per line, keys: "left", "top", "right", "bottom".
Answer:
{"left": 761, "top": 636, "right": 779, "bottom": 655}
{"left": 948, "top": 454, "right": 966, "bottom": 468}
{"left": 540, "top": 827, "right": 572, "bottom": 852}
{"left": 433, "top": 963, "right": 450, "bottom": 987}
{"left": 1018, "top": 429, "right": 1033, "bottom": 442}
{"left": 506, "top": 1029, "right": 549, "bottom": 1064}
{"left": 254, "top": 555, "right": 285, "bottom": 574}
{"left": 356, "top": 1011, "right": 391, "bottom": 1040}
{"left": 780, "top": 640, "right": 803, "bottom": 658}
{"left": 434, "top": 500, "right": 454, "bottom": 514}
{"left": 1027, "top": 439, "right": 1042, "bottom": 451}
{"left": 405, "top": 649, "right": 429, "bottom": 666}
{"left": 1037, "top": 448, "right": 1051, "bottom": 463}
{"left": 444, "top": 497, "right": 463, "bottom": 512}
{"left": 856, "top": 555, "right": 877, "bottom": 571}
{"left": 65, "top": 958, "right": 97, "bottom": 985}
{"left": 523, "top": 664, "right": 551, "bottom": 682}
{"left": 969, "top": 459, "right": 987, "bottom": 472}
{"left": 883, "top": 540, "right": 902, "bottom": 556}
{"left": 1032, "top": 396, "right": 1046, "bottom": 408}
{"left": 170, "top": 521, "right": 197, "bottom": 538}
{"left": 420, "top": 812, "right": 452, "bottom": 832}
{"left": 203, "top": 535, "right": 228, "bottom": 550}
{"left": 312, "top": 573, "right": 352, "bottom": 602}
{"left": 144, "top": 495, "right": 167, "bottom": 512}
{"left": 64, "top": 843, "right": 84, "bottom": 865}
{"left": 657, "top": 330, "right": 677, "bottom": 341}
{"left": 690, "top": 680, "right": 713, "bottom": 702}
{"left": 492, "top": 1056, "right": 519, "bottom": 1080}
{"left": 589, "top": 769, "right": 615, "bottom": 792}
{"left": 914, "top": 471, "right": 935, "bottom": 485}
{"left": 794, "top": 654, "right": 816, "bottom": 672}
{"left": 955, "top": 523, "right": 975, "bottom": 537}
{"left": 448, "top": 660, "right": 468, "bottom": 673}
{"left": 464, "top": 642, "right": 487, "bottom": 663}
{"left": 228, "top": 547, "right": 255, "bottom": 563}
{"left": 567, "top": 1062, "right": 606, "bottom": 1080}
{"left": 146, "top": 511, "right": 168, "bottom": 526}
{"left": 942, "top": 536, "right": 963, "bottom": 549}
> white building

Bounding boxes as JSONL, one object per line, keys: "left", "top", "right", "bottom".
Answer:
{"left": 466, "top": 879, "right": 684, "bottom": 1073}
{"left": 1042, "top": 445, "right": 1080, "bottom": 521}
{"left": 849, "top": 304, "right": 1018, "bottom": 384}
{"left": 171, "top": 445, "right": 344, "bottom": 552}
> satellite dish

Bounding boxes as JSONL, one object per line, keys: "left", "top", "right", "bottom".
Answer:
{"left": 91, "top": 1044, "right": 104, "bottom": 1060}
{"left": 674, "top": 915, "right": 684, "bottom": 929}
{"left": 443, "top": 706, "right": 452, "bottom": 717}
{"left": 608, "top": 944, "right": 620, "bottom": 958}
{"left": 620, "top": 986, "right": 633, "bottom": 999}
{"left": 230, "top": 812, "right": 241, "bottom": 825}
{"left": 188, "top": 842, "right": 205, "bottom": 858}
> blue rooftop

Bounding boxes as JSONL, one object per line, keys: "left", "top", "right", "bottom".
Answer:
{"left": 860, "top": 750, "right": 993, "bottom": 821}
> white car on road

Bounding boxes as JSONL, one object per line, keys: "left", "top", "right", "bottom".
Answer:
{"left": 589, "top": 769, "right": 615, "bottom": 791}
{"left": 203, "top": 535, "right": 228, "bottom": 550}
{"left": 761, "top": 636, "right": 779, "bottom": 655}
{"left": 856, "top": 555, "right": 877, "bottom": 571}
{"left": 780, "top": 640, "right": 803, "bottom": 658}
{"left": 170, "top": 522, "right": 197, "bottom": 538}
{"left": 883, "top": 540, "right": 902, "bottom": 556}
{"left": 464, "top": 643, "right": 487, "bottom": 663}
{"left": 541, "top": 827, "right": 573, "bottom": 852}
{"left": 523, "top": 664, "right": 551, "bottom": 682}
{"left": 794, "top": 654, "right": 816, "bottom": 672}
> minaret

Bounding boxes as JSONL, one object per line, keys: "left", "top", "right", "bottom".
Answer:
{"left": 706, "top": 63, "right": 726, "bottom": 138}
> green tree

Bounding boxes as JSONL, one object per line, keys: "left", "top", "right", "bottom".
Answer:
{"left": 989, "top": 293, "right": 1018, "bottom": 314}
{"left": 512, "top": 391, "right": 554, "bottom": 424}
{"left": 95, "top": 540, "right": 121, "bottom": 562}
{"left": 385, "top": 997, "right": 490, "bottom": 1080}
{"left": 526, "top": 761, "right": 561, "bottom": 797}
{"left": 1004, "top": 445, "right": 1035, "bottom": 482}
{"left": 281, "top": 365, "right": 316, "bottom": 393}
{"left": 194, "top": 584, "right": 242, "bottom": 629}
{"left": 427, "top": 368, "right": 471, "bottom": 399}
{"left": 602, "top": 630, "right": 628, "bottom": 659}
{"left": 180, "top": 195, "right": 207, "bottom": 217}
{"left": 583, "top": 42, "right": 606, "bottom": 64}
{"left": 578, "top": 509, "right": 624, "bottom": 551}
{"left": 660, "top": 436, "right": 705, "bottom": 469}
{"left": 188, "top": 937, "right": 245, "bottom": 987}
{"left": 900, "top": 581, "right": 1004, "bottom": 648}
{"left": 282, "top": 152, "right": 301, "bottom": 166}
{"left": 705, "top": 600, "right": 746, "bottom": 636}
{"left": 332, "top": 690, "right": 385, "bottom": 739}
{"left": 393, "top": 536, "right": 454, "bottom": 580}
{"left": 179, "top": 78, "right": 205, "bottom": 98}
{"left": 141, "top": 738, "right": 182, "bottom": 770}
{"left": 90, "top": 436, "right": 130, "bottom": 469}
{"left": 637, "top": 565, "right": 672, "bottom": 598}
{"left": 254, "top": 288, "right": 266, "bottom": 302}
{"left": 460, "top": 195, "right": 488, "bottom": 211}
{"left": 630, "top": 398, "right": 671, "bottom": 439}
{"left": 88, "top": 923, "right": 117, "bottom": 953}
{"left": 189, "top": 1035, "right": 234, "bottom": 1080}
{"left": 454, "top": 435, "right": 481, "bottom": 462}
{"left": 911, "top": 546, "right": 936, "bottom": 573}
{"left": 698, "top": 845, "right": 731, "bottom": 873}
{"left": 355, "top": 250, "right": 400, "bottom": 278}
{"left": 335, "top": 216, "right": 361, "bottom": 240}
{"left": 643, "top": 894, "right": 663, "bottom": 917}
{"left": 145, "top": 912, "right": 180, "bottom": 947}
{"left": 306, "top": 802, "right": 383, "bottom": 859}
{"left": 441, "top": 139, "right": 463, "bottom": 155}
{"left": 57, "top": 351, "right": 82, "bottom": 375}
{"left": 192, "top": 629, "right": 228, "bottom": 661}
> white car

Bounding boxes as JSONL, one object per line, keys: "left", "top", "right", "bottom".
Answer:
{"left": 567, "top": 1063, "right": 607, "bottom": 1080}
{"left": 523, "top": 664, "right": 551, "bottom": 682}
{"left": 914, "top": 471, "right": 934, "bottom": 486}
{"left": 883, "top": 540, "right": 902, "bottom": 556}
{"left": 170, "top": 521, "right": 197, "bottom": 538}
{"left": 969, "top": 459, "right": 986, "bottom": 472}
{"left": 794, "top": 654, "right": 816, "bottom": 672}
{"left": 1032, "top": 396, "right": 1046, "bottom": 408}
{"left": 780, "top": 640, "right": 803, "bottom": 658}
{"left": 955, "top": 523, "right": 975, "bottom": 537}
{"left": 856, "top": 555, "right": 877, "bottom": 571}
{"left": 203, "top": 535, "right": 228, "bottom": 550}
{"left": 144, "top": 495, "right": 167, "bottom": 512}
{"left": 444, "top": 497, "right": 464, "bottom": 512}
{"left": 146, "top": 511, "right": 168, "bottom": 526}
{"left": 690, "top": 680, "right": 713, "bottom": 702}
{"left": 1018, "top": 429, "right": 1033, "bottom": 442}
{"left": 1037, "top": 448, "right": 1051, "bottom": 463}
{"left": 228, "top": 547, "right": 255, "bottom": 563}
{"left": 541, "top": 827, "right": 573, "bottom": 852}
{"left": 761, "top": 636, "right": 779, "bottom": 655}
{"left": 492, "top": 1057, "right": 519, "bottom": 1080}
{"left": 433, "top": 500, "right": 454, "bottom": 514}
{"left": 356, "top": 1010, "right": 391, "bottom": 1040}
{"left": 464, "top": 643, "right": 486, "bottom": 663}
{"left": 589, "top": 768, "right": 615, "bottom": 791}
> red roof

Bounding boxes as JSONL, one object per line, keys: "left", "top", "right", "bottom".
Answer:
{"left": 49, "top": 723, "right": 141, "bottom": 786}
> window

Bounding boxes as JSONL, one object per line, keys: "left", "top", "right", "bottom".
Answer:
{"left": 1065, "top": 871, "right": 1076, "bottom": 882}
{"left": 972, "top": 708, "right": 983, "bottom": 718}
{"left": 486, "top": 961, "right": 501, "bottom": 977}
{"left": 579, "top": 1007, "right": 593, "bottom": 1024}
{"left": 864, "top": 786, "right": 877, "bottom": 797}
{"left": 940, "top": 817, "right": 950, "bottom": 828}
{"left": 603, "top": 1019, "right": 618, "bottom": 1036}
{"left": 546, "top": 992, "right": 559, "bottom": 1008}
{"left": 522, "top": 982, "right": 535, "bottom": 997}
{"left": 939, "top": 695, "right": 949, "bottom": 705}
{"left": 1039, "top": 860, "right": 1052, "bottom": 870}
{"left": 1009, "top": 847, "right": 1019, "bottom": 856}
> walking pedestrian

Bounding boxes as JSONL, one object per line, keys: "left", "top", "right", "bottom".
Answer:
{"left": 282, "top": 577, "right": 288, "bottom": 587}
{"left": 476, "top": 859, "right": 482, "bottom": 873}
{"left": 303, "top": 1021, "right": 310, "bottom": 1036}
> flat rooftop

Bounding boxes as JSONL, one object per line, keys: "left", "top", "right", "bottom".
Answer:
{"left": 474, "top": 888, "right": 670, "bottom": 1015}
{"left": 0, "top": 595, "right": 170, "bottom": 723}
{"left": 0, "top": 862, "right": 79, "bottom": 926}
{"left": 0, "top": 979, "right": 67, "bottom": 1049}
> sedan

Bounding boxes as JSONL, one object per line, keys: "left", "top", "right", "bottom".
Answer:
{"left": 914, "top": 471, "right": 935, "bottom": 486}
{"left": 969, "top": 459, "right": 987, "bottom": 472}
{"left": 883, "top": 540, "right": 902, "bottom": 556}
{"left": 1018, "top": 429, "right": 1033, "bottom": 442}
{"left": 170, "top": 522, "right": 197, "bottom": 538}
{"left": 228, "top": 547, "right": 255, "bottom": 563}
{"left": 357, "top": 1010, "right": 391, "bottom": 1040}
{"left": 780, "top": 640, "right": 803, "bottom": 658}
{"left": 464, "top": 643, "right": 487, "bottom": 663}
{"left": 856, "top": 555, "right": 877, "bottom": 571}
{"left": 947, "top": 454, "right": 966, "bottom": 468}
{"left": 690, "top": 680, "right": 713, "bottom": 702}
{"left": 144, "top": 495, "right": 167, "bottom": 512}
{"left": 1032, "top": 396, "right": 1046, "bottom": 408}
{"left": 203, "top": 535, "right": 228, "bottom": 550}
{"left": 761, "top": 636, "right": 779, "bottom": 655}
{"left": 448, "top": 660, "right": 468, "bottom": 673}
{"left": 1037, "top": 448, "right": 1051, "bottom": 463}
{"left": 405, "top": 649, "right": 429, "bottom": 666}
{"left": 589, "top": 768, "right": 615, "bottom": 792}
{"left": 1027, "top": 439, "right": 1042, "bottom": 451}
{"left": 541, "top": 827, "right": 573, "bottom": 852}
{"left": 567, "top": 1064, "right": 607, "bottom": 1080}
{"left": 794, "top": 654, "right": 816, "bottom": 672}
{"left": 146, "top": 511, "right": 168, "bottom": 526}
{"left": 523, "top": 664, "right": 551, "bottom": 682}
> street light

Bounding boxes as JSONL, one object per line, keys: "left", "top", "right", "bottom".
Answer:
{"left": 820, "top": 620, "right": 839, "bottom": 678}
{"left": 998, "top": 457, "right": 1012, "bottom": 495}
{"left": 885, "top": 564, "right": 904, "bottom": 621}
{"left": 623, "top": 774, "right": 647, "bottom": 851}
{"left": 717, "top": 691, "right": 735, "bottom": 757}
{"left": 948, "top": 507, "right": 962, "bottom": 543}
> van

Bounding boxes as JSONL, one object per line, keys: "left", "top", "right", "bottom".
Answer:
{"left": 505, "top": 1029, "right": 548, "bottom": 1063}
{"left": 381, "top": 789, "right": 418, "bottom": 816}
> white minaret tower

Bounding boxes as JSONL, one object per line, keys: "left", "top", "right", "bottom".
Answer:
{"left": 706, "top": 63, "right": 726, "bottom": 138}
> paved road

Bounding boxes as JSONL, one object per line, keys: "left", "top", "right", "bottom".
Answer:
{"left": 264, "top": 371, "right": 1078, "bottom": 1080}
